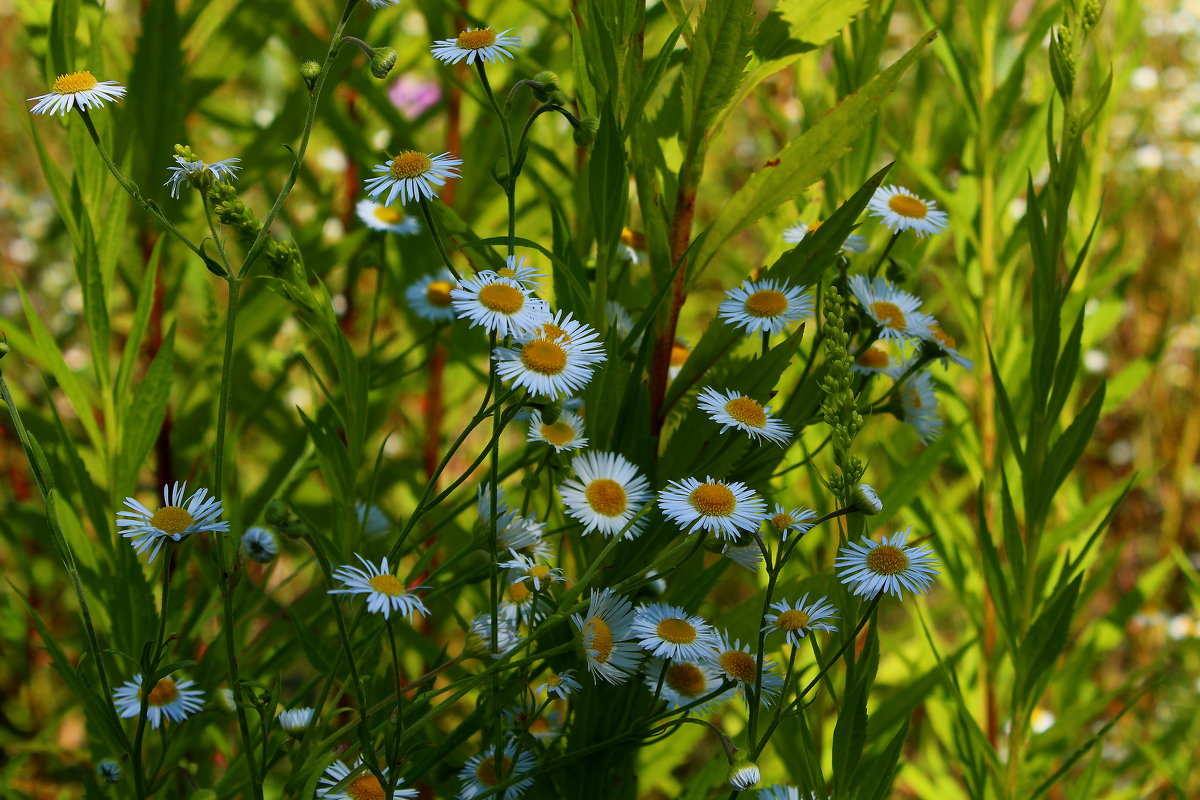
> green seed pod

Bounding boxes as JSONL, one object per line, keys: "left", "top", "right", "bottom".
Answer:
{"left": 299, "top": 60, "right": 321, "bottom": 91}
{"left": 572, "top": 116, "right": 600, "bottom": 148}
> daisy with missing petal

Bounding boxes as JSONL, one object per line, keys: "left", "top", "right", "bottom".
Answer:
{"left": 766, "top": 504, "right": 816, "bottom": 541}
{"left": 501, "top": 549, "right": 567, "bottom": 592}
{"left": 718, "top": 278, "right": 813, "bottom": 337}
{"left": 364, "top": 150, "right": 462, "bottom": 206}
{"left": 835, "top": 528, "right": 940, "bottom": 599}
{"left": 278, "top": 707, "right": 314, "bottom": 734}
{"left": 328, "top": 555, "right": 429, "bottom": 620}
{"left": 571, "top": 589, "right": 641, "bottom": 684}
{"left": 431, "top": 28, "right": 522, "bottom": 66}
{"left": 493, "top": 311, "right": 607, "bottom": 398}
{"left": 526, "top": 409, "right": 588, "bottom": 452}
{"left": 710, "top": 634, "right": 784, "bottom": 706}
{"left": 918, "top": 318, "right": 974, "bottom": 370}
{"left": 318, "top": 757, "right": 417, "bottom": 800}
{"left": 696, "top": 387, "right": 793, "bottom": 446}
{"left": 782, "top": 220, "right": 867, "bottom": 253}
{"left": 117, "top": 482, "right": 230, "bottom": 563}
{"left": 559, "top": 451, "right": 652, "bottom": 539}
{"left": 405, "top": 269, "right": 459, "bottom": 322}
{"left": 535, "top": 670, "right": 581, "bottom": 700}
{"left": 868, "top": 185, "right": 949, "bottom": 238}
{"left": 847, "top": 274, "right": 934, "bottom": 343}
{"left": 645, "top": 658, "right": 734, "bottom": 714}
{"left": 763, "top": 595, "right": 839, "bottom": 646}
{"left": 897, "top": 369, "right": 943, "bottom": 443}
{"left": 113, "top": 673, "right": 205, "bottom": 729}
{"left": 356, "top": 199, "right": 420, "bottom": 235}
{"left": 632, "top": 603, "right": 721, "bottom": 662}
{"left": 451, "top": 273, "right": 551, "bottom": 338}
{"left": 29, "top": 71, "right": 126, "bottom": 116}
{"left": 658, "top": 476, "right": 768, "bottom": 540}
{"left": 164, "top": 156, "right": 241, "bottom": 199}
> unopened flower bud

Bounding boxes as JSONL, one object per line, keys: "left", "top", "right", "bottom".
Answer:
{"left": 853, "top": 483, "right": 884, "bottom": 515}
{"left": 213, "top": 688, "right": 237, "bottom": 714}
{"left": 370, "top": 47, "right": 398, "bottom": 80}
{"left": 173, "top": 143, "right": 199, "bottom": 163}
{"left": 96, "top": 759, "right": 122, "bottom": 784}
{"left": 300, "top": 60, "right": 321, "bottom": 91}
{"left": 241, "top": 527, "right": 279, "bottom": 564}
{"left": 573, "top": 116, "right": 599, "bottom": 147}
{"left": 1081, "top": 0, "right": 1101, "bottom": 33}
{"left": 531, "top": 70, "right": 561, "bottom": 101}
{"left": 265, "top": 499, "right": 288, "bottom": 526}
{"left": 727, "top": 758, "right": 760, "bottom": 791}
{"left": 547, "top": 89, "right": 569, "bottom": 107}
{"left": 0, "top": 338, "right": 9, "bottom": 360}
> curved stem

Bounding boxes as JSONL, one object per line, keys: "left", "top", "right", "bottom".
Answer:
{"left": 416, "top": 197, "right": 463, "bottom": 281}
{"left": 474, "top": 62, "right": 516, "bottom": 256}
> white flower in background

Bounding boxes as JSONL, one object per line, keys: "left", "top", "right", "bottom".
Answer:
{"left": 722, "top": 541, "right": 762, "bottom": 572}
{"left": 835, "top": 528, "right": 940, "bottom": 599}
{"left": 847, "top": 274, "right": 934, "bottom": 343}
{"left": 488, "top": 255, "right": 542, "bottom": 289}
{"left": 405, "top": 269, "right": 459, "bottom": 322}
{"left": 766, "top": 504, "right": 816, "bottom": 541}
{"left": 534, "top": 670, "right": 581, "bottom": 700}
{"left": 606, "top": 300, "right": 635, "bottom": 341}
{"left": 493, "top": 311, "right": 607, "bottom": 398}
{"left": 526, "top": 409, "right": 588, "bottom": 452}
{"left": 432, "top": 28, "right": 522, "bottom": 65}
{"left": 668, "top": 338, "right": 691, "bottom": 381}
{"left": 558, "top": 451, "right": 652, "bottom": 539}
{"left": 328, "top": 554, "right": 428, "bottom": 620}
{"left": 710, "top": 634, "right": 784, "bottom": 706}
{"left": 366, "top": 0, "right": 401, "bottom": 8}
{"left": 355, "top": 199, "right": 420, "bottom": 235}
{"left": 451, "top": 273, "right": 551, "bottom": 338}
{"left": 112, "top": 673, "right": 205, "bottom": 729}
{"left": 571, "top": 589, "right": 641, "bottom": 684}
{"left": 696, "top": 387, "right": 793, "bottom": 446}
{"left": 241, "top": 527, "right": 278, "bottom": 563}
{"left": 782, "top": 220, "right": 867, "bottom": 253}
{"left": 658, "top": 476, "right": 768, "bottom": 540}
{"left": 164, "top": 155, "right": 241, "bottom": 199}
{"left": 29, "top": 70, "right": 126, "bottom": 116}
{"left": 917, "top": 317, "right": 975, "bottom": 370}
{"left": 469, "top": 613, "right": 522, "bottom": 658}
{"left": 853, "top": 483, "right": 883, "bottom": 515}
{"left": 645, "top": 657, "right": 734, "bottom": 714}
{"left": 117, "top": 482, "right": 230, "bottom": 563}
{"left": 356, "top": 501, "right": 391, "bottom": 538}
{"left": 717, "top": 278, "right": 813, "bottom": 337}
{"left": 457, "top": 741, "right": 536, "bottom": 799}
{"left": 278, "top": 707, "right": 314, "bottom": 734}
{"left": 364, "top": 150, "right": 462, "bottom": 206}
{"left": 763, "top": 595, "right": 840, "bottom": 646}
{"left": 499, "top": 578, "right": 552, "bottom": 625}
{"left": 852, "top": 342, "right": 901, "bottom": 375}
{"left": 897, "top": 369, "right": 943, "bottom": 443}
{"left": 501, "top": 549, "right": 567, "bottom": 591}
{"left": 868, "top": 185, "right": 949, "bottom": 237}
{"left": 631, "top": 603, "right": 721, "bottom": 662}
{"left": 317, "top": 756, "right": 417, "bottom": 799}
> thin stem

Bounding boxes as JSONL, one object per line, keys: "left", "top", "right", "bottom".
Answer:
{"left": 416, "top": 198, "right": 462, "bottom": 281}
{"left": 867, "top": 231, "right": 901, "bottom": 278}
{"left": 132, "top": 555, "right": 173, "bottom": 799}
{"left": 474, "top": 62, "right": 516, "bottom": 256}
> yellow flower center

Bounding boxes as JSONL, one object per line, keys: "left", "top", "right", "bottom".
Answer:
{"left": 584, "top": 617, "right": 614, "bottom": 662}
{"left": 546, "top": 674, "right": 563, "bottom": 687}
{"left": 719, "top": 650, "right": 757, "bottom": 682}
{"left": 887, "top": 193, "right": 929, "bottom": 219}
{"left": 457, "top": 28, "right": 498, "bottom": 50}
{"left": 585, "top": 479, "right": 627, "bottom": 517}
{"left": 775, "top": 609, "right": 811, "bottom": 632}
{"left": 807, "top": 219, "right": 824, "bottom": 232}
{"left": 689, "top": 483, "right": 736, "bottom": 516}
{"left": 769, "top": 512, "right": 795, "bottom": 532}
{"left": 529, "top": 565, "right": 552, "bottom": 580}
{"left": 670, "top": 342, "right": 690, "bottom": 367}
{"left": 507, "top": 581, "right": 531, "bottom": 603}
{"left": 346, "top": 774, "right": 385, "bottom": 800}
{"left": 723, "top": 396, "right": 767, "bottom": 428}
{"left": 540, "top": 322, "right": 569, "bottom": 342}
{"left": 53, "top": 70, "right": 99, "bottom": 94}
{"left": 656, "top": 617, "right": 698, "bottom": 645}
{"left": 743, "top": 289, "right": 788, "bottom": 318}
{"left": 372, "top": 206, "right": 405, "bottom": 224}
{"left": 857, "top": 346, "right": 891, "bottom": 369}
{"left": 426, "top": 280, "right": 454, "bottom": 307}
{"left": 621, "top": 227, "right": 647, "bottom": 249}
{"left": 867, "top": 544, "right": 910, "bottom": 575}
{"left": 478, "top": 283, "right": 526, "bottom": 314}
{"left": 367, "top": 574, "right": 407, "bottom": 597}
{"left": 389, "top": 150, "right": 432, "bottom": 179}
{"left": 870, "top": 301, "right": 906, "bottom": 330}
{"left": 930, "top": 324, "right": 957, "bottom": 350}
{"left": 665, "top": 663, "right": 706, "bottom": 697}
{"left": 144, "top": 678, "right": 178, "bottom": 706}
{"left": 149, "top": 506, "right": 195, "bottom": 536}
{"left": 906, "top": 387, "right": 924, "bottom": 409}
{"left": 540, "top": 420, "right": 576, "bottom": 446}
{"left": 520, "top": 339, "right": 568, "bottom": 375}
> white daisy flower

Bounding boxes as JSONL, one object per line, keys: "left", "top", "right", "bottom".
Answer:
{"left": 695, "top": 387, "right": 794, "bottom": 446}
{"left": 116, "top": 482, "right": 230, "bottom": 563}
{"left": 318, "top": 756, "right": 417, "bottom": 799}
{"left": 501, "top": 549, "right": 567, "bottom": 592}
{"left": 526, "top": 409, "right": 588, "bottom": 452}
{"left": 450, "top": 273, "right": 551, "bottom": 338}
{"left": 405, "top": 269, "right": 459, "bottom": 322}
{"left": 657, "top": 476, "right": 768, "bottom": 540}
{"left": 212, "top": 687, "right": 237, "bottom": 713}
{"left": 847, "top": 274, "right": 934, "bottom": 343}
{"left": 668, "top": 338, "right": 691, "bottom": 381}
{"left": 364, "top": 150, "right": 462, "bottom": 206}
{"left": 835, "top": 528, "right": 940, "bottom": 599}
{"left": 644, "top": 658, "right": 734, "bottom": 714}
{"left": 571, "top": 588, "right": 642, "bottom": 684}
{"left": 488, "top": 255, "right": 542, "bottom": 289}
{"left": 469, "top": 613, "right": 523, "bottom": 658}
{"left": 356, "top": 501, "right": 391, "bottom": 539}
{"left": 763, "top": 595, "right": 839, "bottom": 646}
{"left": 559, "top": 451, "right": 652, "bottom": 539}
{"left": 328, "top": 554, "right": 429, "bottom": 620}
{"left": 431, "top": 28, "right": 522, "bottom": 66}
{"left": 503, "top": 698, "right": 565, "bottom": 740}
{"left": 765, "top": 504, "right": 816, "bottom": 541}
{"left": 164, "top": 155, "right": 241, "bottom": 199}
{"left": 717, "top": 278, "right": 813, "bottom": 337}
{"left": 499, "top": 578, "right": 553, "bottom": 625}
{"left": 632, "top": 603, "right": 721, "bottom": 662}
{"left": 917, "top": 318, "right": 974, "bottom": 370}
{"left": 852, "top": 342, "right": 901, "bottom": 375}
{"left": 710, "top": 634, "right": 784, "bottom": 706}
{"left": 728, "top": 760, "right": 762, "bottom": 791}
{"left": 606, "top": 300, "right": 635, "bottom": 341}
{"left": 721, "top": 542, "right": 762, "bottom": 573}
{"left": 96, "top": 759, "right": 122, "bottom": 784}
{"left": 458, "top": 741, "right": 536, "bottom": 799}
{"left": 356, "top": 199, "right": 420, "bottom": 235}
{"left": 241, "top": 526, "right": 278, "bottom": 563}
{"left": 782, "top": 221, "right": 867, "bottom": 253}
{"left": 493, "top": 311, "right": 607, "bottom": 398}
{"left": 853, "top": 483, "right": 883, "bottom": 515}
{"left": 477, "top": 485, "right": 550, "bottom": 559}
{"left": 897, "top": 369, "right": 943, "bottom": 443}
{"left": 277, "top": 707, "right": 314, "bottom": 734}
{"left": 619, "top": 227, "right": 647, "bottom": 264}
{"left": 534, "top": 670, "right": 581, "bottom": 700}
{"left": 112, "top": 673, "right": 205, "bottom": 729}
{"left": 28, "top": 70, "right": 126, "bottom": 116}
{"left": 868, "top": 185, "right": 949, "bottom": 238}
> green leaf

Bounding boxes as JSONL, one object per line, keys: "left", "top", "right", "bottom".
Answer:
{"left": 857, "top": 717, "right": 911, "bottom": 800}
{"left": 681, "top": 0, "right": 755, "bottom": 169}
{"left": 115, "top": 237, "right": 162, "bottom": 400}
{"left": 127, "top": 0, "right": 185, "bottom": 207}
{"left": 75, "top": 212, "right": 111, "bottom": 387}
{"left": 1041, "top": 382, "right": 1105, "bottom": 515}
{"left": 1016, "top": 574, "right": 1081, "bottom": 711}
{"left": 832, "top": 624, "right": 878, "bottom": 792}
{"left": 48, "top": 0, "right": 80, "bottom": 76}
{"left": 118, "top": 324, "right": 176, "bottom": 493}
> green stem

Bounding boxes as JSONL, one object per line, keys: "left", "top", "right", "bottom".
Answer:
{"left": 416, "top": 198, "right": 462, "bottom": 281}
{"left": 474, "top": 62, "right": 517, "bottom": 257}
{"left": 868, "top": 231, "right": 901, "bottom": 278}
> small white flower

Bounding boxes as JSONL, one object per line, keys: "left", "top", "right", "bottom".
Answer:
{"left": 765, "top": 504, "right": 816, "bottom": 541}
{"left": 763, "top": 595, "right": 839, "bottom": 646}
{"left": 758, "top": 787, "right": 820, "bottom": 800}
{"left": 658, "top": 476, "right": 768, "bottom": 540}
{"left": 722, "top": 542, "right": 763, "bottom": 572}
{"left": 356, "top": 501, "right": 391, "bottom": 539}
{"left": 241, "top": 526, "right": 278, "bottom": 563}
{"left": 29, "top": 70, "right": 126, "bottom": 116}
{"left": 632, "top": 603, "right": 721, "bottom": 662}
{"left": 526, "top": 409, "right": 588, "bottom": 452}
{"left": 853, "top": 483, "right": 883, "bottom": 515}
{"left": 458, "top": 741, "right": 536, "bottom": 799}
{"left": 847, "top": 274, "right": 934, "bottom": 343}
{"left": 164, "top": 155, "right": 241, "bottom": 199}
{"left": 695, "top": 387, "right": 793, "bottom": 446}
{"left": 212, "top": 687, "right": 237, "bottom": 713}
{"left": 488, "top": 255, "right": 543, "bottom": 289}
{"left": 318, "top": 756, "right": 417, "bottom": 799}
{"left": 559, "top": 451, "right": 652, "bottom": 539}
{"left": 499, "top": 577, "right": 553, "bottom": 625}
{"left": 917, "top": 317, "right": 974, "bottom": 370}
{"left": 852, "top": 342, "right": 901, "bottom": 375}
{"left": 116, "top": 482, "right": 230, "bottom": 563}
{"left": 718, "top": 278, "right": 813, "bottom": 337}
{"left": 645, "top": 658, "right": 734, "bottom": 714}
{"left": 606, "top": 300, "right": 636, "bottom": 342}
{"left": 728, "top": 760, "right": 761, "bottom": 791}
{"left": 501, "top": 549, "right": 567, "bottom": 591}
{"left": 668, "top": 338, "right": 691, "bottom": 381}
{"left": 113, "top": 673, "right": 205, "bottom": 729}
{"left": 95, "top": 759, "right": 122, "bottom": 784}
{"left": 782, "top": 221, "right": 867, "bottom": 253}
{"left": 328, "top": 554, "right": 429, "bottom": 620}
{"left": 469, "top": 613, "right": 523, "bottom": 658}
{"left": 571, "top": 589, "right": 642, "bottom": 684}
{"left": 277, "top": 707, "right": 314, "bottom": 734}
{"left": 478, "top": 485, "right": 550, "bottom": 560}
{"left": 405, "top": 269, "right": 459, "bottom": 322}
{"left": 356, "top": 199, "right": 420, "bottom": 234}
{"left": 451, "top": 273, "right": 551, "bottom": 338}
{"left": 364, "top": 150, "right": 462, "bottom": 206}
{"left": 897, "top": 369, "right": 943, "bottom": 443}
{"left": 432, "top": 28, "right": 522, "bottom": 66}
{"left": 709, "top": 633, "right": 784, "bottom": 706}
{"left": 834, "top": 528, "right": 940, "bottom": 599}
{"left": 493, "top": 311, "right": 607, "bottom": 398}
{"left": 868, "top": 185, "right": 949, "bottom": 237}
{"left": 534, "top": 670, "right": 581, "bottom": 700}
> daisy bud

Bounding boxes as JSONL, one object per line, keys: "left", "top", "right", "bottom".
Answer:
{"left": 573, "top": 116, "right": 600, "bottom": 148}
{"left": 213, "top": 688, "right": 238, "bottom": 714}
{"left": 727, "top": 758, "right": 760, "bottom": 791}
{"left": 547, "top": 89, "right": 569, "bottom": 107}
{"left": 531, "top": 70, "right": 561, "bottom": 101}
{"left": 96, "top": 759, "right": 122, "bottom": 784}
{"left": 541, "top": 398, "right": 564, "bottom": 424}
{"left": 370, "top": 47, "right": 398, "bottom": 79}
{"left": 852, "top": 483, "right": 884, "bottom": 515}
{"left": 265, "top": 499, "right": 288, "bottom": 526}
{"left": 173, "top": 143, "right": 200, "bottom": 163}
{"left": 299, "top": 60, "right": 321, "bottom": 91}
{"left": 1081, "top": 0, "right": 1101, "bottom": 34}
{"left": 241, "top": 527, "right": 279, "bottom": 564}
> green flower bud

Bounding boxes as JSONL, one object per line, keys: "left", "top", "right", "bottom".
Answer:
{"left": 370, "top": 47, "right": 398, "bottom": 80}
{"left": 96, "top": 759, "right": 122, "bottom": 784}
{"left": 531, "top": 70, "right": 561, "bottom": 101}
{"left": 727, "top": 758, "right": 760, "bottom": 791}
{"left": 300, "top": 60, "right": 321, "bottom": 91}
{"left": 547, "top": 89, "right": 569, "bottom": 107}
{"left": 173, "top": 143, "right": 200, "bottom": 163}
{"left": 1081, "top": 0, "right": 1101, "bottom": 34}
{"left": 572, "top": 116, "right": 600, "bottom": 148}
{"left": 264, "top": 499, "right": 289, "bottom": 526}
{"left": 852, "top": 483, "right": 884, "bottom": 515}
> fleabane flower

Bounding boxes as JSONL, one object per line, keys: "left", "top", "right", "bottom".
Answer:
{"left": 328, "top": 554, "right": 429, "bottom": 620}
{"left": 763, "top": 595, "right": 839, "bottom": 646}
{"left": 718, "top": 278, "right": 813, "bottom": 337}
{"left": 897, "top": 369, "right": 943, "bottom": 443}
{"left": 710, "top": 634, "right": 784, "bottom": 706}
{"left": 722, "top": 541, "right": 763, "bottom": 572}
{"left": 451, "top": 273, "right": 551, "bottom": 338}
{"left": 318, "top": 756, "right": 417, "bottom": 799}
{"left": 535, "top": 670, "right": 581, "bottom": 700}
{"left": 469, "top": 613, "right": 522, "bottom": 658}
{"left": 164, "top": 155, "right": 241, "bottom": 199}
{"left": 500, "top": 578, "right": 553, "bottom": 625}
{"left": 117, "top": 482, "right": 229, "bottom": 563}
{"left": 356, "top": 199, "right": 420, "bottom": 235}
{"left": 559, "top": 451, "right": 652, "bottom": 539}
{"left": 458, "top": 741, "right": 536, "bottom": 799}
{"left": 645, "top": 658, "right": 733, "bottom": 714}
{"left": 478, "top": 485, "right": 550, "bottom": 560}
{"left": 278, "top": 707, "right": 314, "bottom": 734}
{"left": 432, "top": 28, "right": 522, "bottom": 65}
{"left": 632, "top": 603, "right": 721, "bottom": 662}
{"left": 658, "top": 476, "right": 768, "bottom": 540}
{"left": 241, "top": 526, "right": 278, "bottom": 563}
{"left": 728, "top": 759, "right": 762, "bottom": 791}
{"left": 853, "top": 483, "right": 884, "bottom": 515}
{"left": 835, "top": 528, "right": 940, "bottom": 599}
{"left": 493, "top": 311, "right": 607, "bottom": 398}
{"left": 356, "top": 502, "right": 391, "bottom": 539}
{"left": 405, "top": 269, "right": 458, "bottom": 322}
{"left": 917, "top": 318, "right": 974, "bottom": 370}
{"left": 696, "top": 387, "right": 793, "bottom": 446}
{"left": 571, "top": 589, "right": 641, "bottom": 684}
{"left": 501, "top": 549, "right": 568, "bottom": 592}
{"left": 364, "top": 150, "right": 462, "bottom": 206}
{"left": 668, "top": 338, "right": 691, "bottom": 380}
{"left": 29, "top": 70, "right": 126, "bottom": 116}
{"left": 847, "top": 274, "right": 934, "bottom": 343}
{"left": 853, "top": 342, "right": 902, "bottom": 375}
{"left": 782, "top": 220, "right": 867, "bottom": 253}
{"left": 868, "top": 185, "right": 949, "bottom": 237}
{"left": 112, "top": 673, "right": 205, "bottom": 729}
{"left": 766, "top": 504, "right": 816, "bottom": 541}
{"left": 526, "top": 409, "right": 588, "bottom": 452}
{"left": 759, "top": 788, "right": 825, "bottom": 800}
{"left": 488, "top": 255, "right": 542, "bottom": 289}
